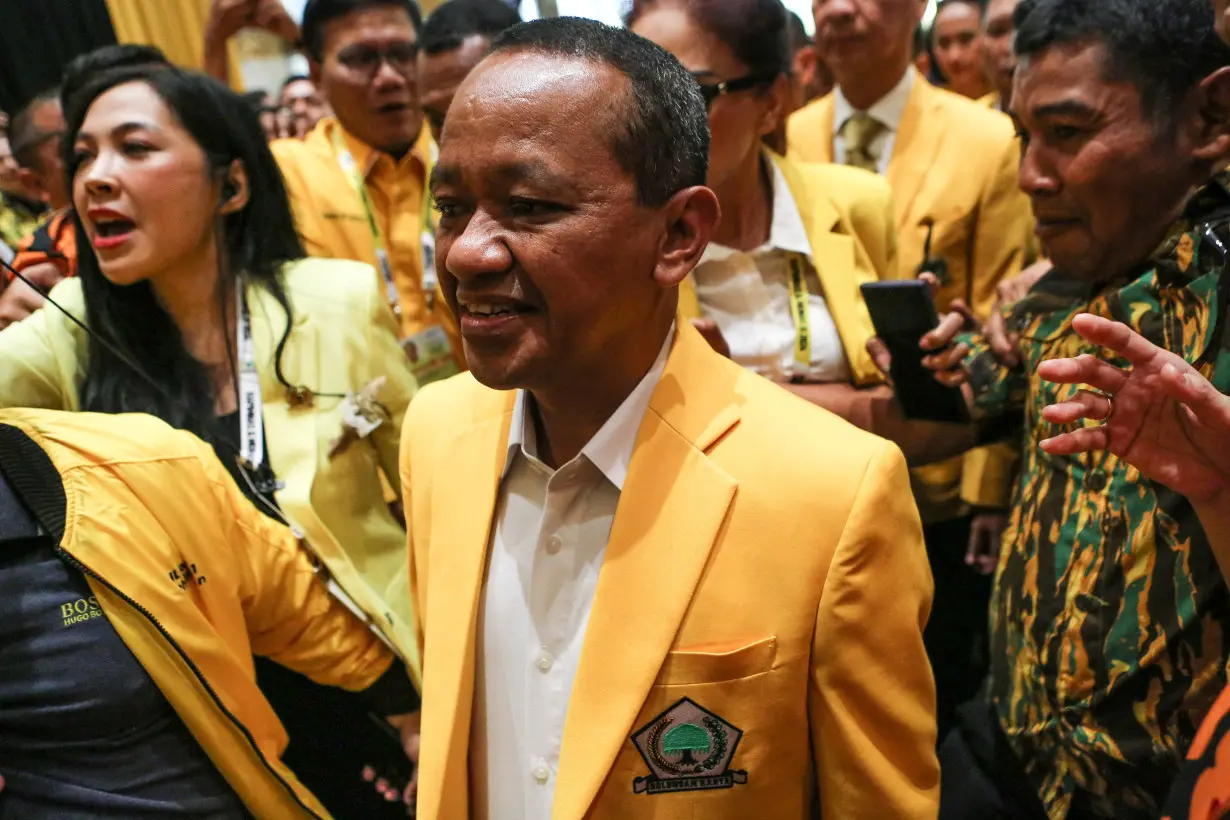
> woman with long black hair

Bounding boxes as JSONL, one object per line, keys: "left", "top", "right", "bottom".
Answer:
{"left": 0, "top": 64, "right": 418, "bottom": 817}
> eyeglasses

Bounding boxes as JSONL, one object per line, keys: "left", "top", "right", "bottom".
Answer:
{"left": 336, "top": 42, "right": 419, "bottom": 81}
{"left": 691, "top": 71, "right": 779, "bottom": 111}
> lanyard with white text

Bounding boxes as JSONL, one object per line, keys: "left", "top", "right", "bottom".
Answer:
{"left": 786, "top": 254, "right": 812, "bottom": 369}
{"left": 331, "top": 127, "right": 403, "bottom": 319}
{"left": 237, "top": 287, "right": 265, "bottom": 473}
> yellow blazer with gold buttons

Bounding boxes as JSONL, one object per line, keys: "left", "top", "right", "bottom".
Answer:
{"left": 0, "top": 258, "right": 422, "bottom": 679}
{"left": 403, "top": 320, "right": 939, "bottom": 820}
{"left": 679, "top": 152, "right": 897, "bottom": 387}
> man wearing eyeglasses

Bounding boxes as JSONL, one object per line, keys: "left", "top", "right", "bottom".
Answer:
{"left": 205, "top": 0, "right": 463, "bottom": 386}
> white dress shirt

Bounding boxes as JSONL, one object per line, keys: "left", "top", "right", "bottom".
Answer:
{"left": 692, "top": 158, "right": 851, "bottom": 384}
{"left": 832, "top": 68, "right": 916, "bottom": 175}
{"left": 471, "top": 326, "right": 675, "bottom": 820}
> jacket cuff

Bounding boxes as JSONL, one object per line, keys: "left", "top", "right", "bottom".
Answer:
{"left": 362, "top": 659, "right": 420, "bottom": 715}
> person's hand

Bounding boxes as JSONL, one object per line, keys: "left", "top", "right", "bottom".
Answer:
{"left": 691, "top": 317, "right": 730, "bottom": 359}
{"left": 387, "top": 711, "right": 421, "bottom": 808}
{"left": 206, "top": 0, "right": 260, "bottom": 45}
{"left": 254, "top": 0, "right": 300, "bottom": 43}
{"left": 866, "top": 271, "right": 978, "bottom": 387}
{"left": 0, "top": 262, "right": 64, "bottom": 330}
{"left": 966, "top": 510, "right": 1007, "bottom": 575}
{"left": 986, "top": 259, "right": 1052, "bottom": 368}
{"left": 1038, "top": 313, "right": 1230, "bottom": 503}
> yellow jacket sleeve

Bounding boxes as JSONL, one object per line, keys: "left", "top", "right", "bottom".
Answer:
{"left": 811, "top": 441, "right": 939, "bottom": 818}
{"left": 203, "top": 433, "right": 399, "bottom": 692}
{"left": 0, "top": 278, "right": 85, "bottom": 411}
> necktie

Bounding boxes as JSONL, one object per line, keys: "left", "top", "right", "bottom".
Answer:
{"left": 841, "top": 112, "right": 886, "bottom": 174}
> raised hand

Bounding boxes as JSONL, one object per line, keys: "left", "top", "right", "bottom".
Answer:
{"left": 206, "top": 0, "right": 260, "bottom": 44}
{"left": 1037, "top": 313, "right": 1230, "bottom": 503}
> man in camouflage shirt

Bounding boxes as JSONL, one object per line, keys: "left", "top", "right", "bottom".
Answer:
{"left": 921, "top": 0, "right": 1230, "bottom": 817}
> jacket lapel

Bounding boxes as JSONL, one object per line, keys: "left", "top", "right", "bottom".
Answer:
{"left": 775, "top": 156, "right": 878, "bottom": 386}
{"left": 887, "top": 77, "right": 946, "bottom": 228}
{"left": 812, "top": 96, "right": 836, "bottom": 164}
{"left": 552, "top": 324, "right": 740, "bottom": 820}
{"left": 418, "top": 393, "right": 514, "bottom": 820}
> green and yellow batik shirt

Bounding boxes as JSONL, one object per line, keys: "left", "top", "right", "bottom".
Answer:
{"left": 963, "top": 178, "right": 1230, "bottom": 819}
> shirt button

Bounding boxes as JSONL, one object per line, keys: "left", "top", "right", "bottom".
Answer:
{"left": 545, "top": 535, "right": 563, "bottom": 555}
{"left": 532, "top": 762, "right": 550, "bottom": 784}
{"left": 536, "top": 650, "right": 554, "bottom": 672}
{"left": 1086, "top": 472, "right": 1108, "bottom": 491}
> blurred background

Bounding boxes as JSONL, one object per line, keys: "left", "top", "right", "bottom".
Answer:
{"left": 0, "top": 0, "right": 938, "bottom": 116}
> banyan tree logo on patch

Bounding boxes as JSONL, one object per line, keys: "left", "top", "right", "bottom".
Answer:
{"left": 630, "top": 697, "right": 747, "bottom": 795}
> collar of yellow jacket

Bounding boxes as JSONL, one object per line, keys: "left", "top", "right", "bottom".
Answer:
{"left": 312, "top": 116, "right": 433, "bottom": 181}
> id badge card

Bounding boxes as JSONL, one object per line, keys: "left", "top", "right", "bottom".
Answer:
{"left": 421, "top": 230, "right": 438, "bottom": 309}
{"left": 402, "top": 324, "right": 459, "bottom": 386}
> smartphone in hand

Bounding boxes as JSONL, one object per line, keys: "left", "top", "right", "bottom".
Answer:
{"left": 861, "top": 280, "right": 971, "bottom": 424}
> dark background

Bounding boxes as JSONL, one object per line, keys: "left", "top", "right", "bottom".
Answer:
{"left": 0, "top": 0, "right": 117, "bottom": 116}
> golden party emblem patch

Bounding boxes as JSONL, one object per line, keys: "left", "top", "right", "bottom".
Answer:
{"left": 631, "top": 697, "right": 747, "bottom": 795}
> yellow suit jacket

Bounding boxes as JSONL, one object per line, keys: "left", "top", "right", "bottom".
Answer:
{"left": 0, "top": 409, "right": 402, "bottom": 819}
{"left": 787, "top": 73, "right": 1030, "bottom": 319}
{"left": 0, "top": 259, "right": 423, "bottom": 679}
{"left": 680, "top": 153, "right": 898, "bottom": 386}
{"left": 403, "top": 321, "right": 939, "bottom": 820}
{"left": 788, "top": 75, "right": 1030, "bottom": 515}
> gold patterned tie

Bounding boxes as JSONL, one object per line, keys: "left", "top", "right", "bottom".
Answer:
{"left": 841, "top": 112, "right": 887, "bottom": 173}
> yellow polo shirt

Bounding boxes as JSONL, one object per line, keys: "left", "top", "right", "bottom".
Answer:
{"left": 272, "top": 118, "right": 437, "bottom": 339}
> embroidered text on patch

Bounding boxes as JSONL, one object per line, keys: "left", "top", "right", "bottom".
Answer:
{"left": 631, "top": 697, "right": 747, "bottom": 795}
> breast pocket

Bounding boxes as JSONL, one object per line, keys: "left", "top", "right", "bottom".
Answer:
{"left": 595, "top": 636, "right": 808, "bottom": 820}
{"left": 655, "top": 636, "right": 777, "bottom": 686}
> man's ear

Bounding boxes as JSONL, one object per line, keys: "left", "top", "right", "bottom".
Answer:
{"left": 653, "top": 186, "right": 721, "bottom": 289}
{"left": 308, "top": 58, "right": 324, "bottom": 88}
{"left": 1191, "top": 66, "right": 1230, "bottom": 166}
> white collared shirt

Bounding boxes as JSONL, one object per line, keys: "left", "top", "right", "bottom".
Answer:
{"left": 692, "top": 158, "right": 851, "bottom": 384}
{"left": 471, "top": 325, "right": 675, "bottom": 820}
{"left": 832, "top": 68, "right": 916, "bottom": 175}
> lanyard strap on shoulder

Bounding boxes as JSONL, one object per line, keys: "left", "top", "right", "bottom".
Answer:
{"left": 237, "top": 286, "right": 265, "bottom": 471}
{"left": 786, "top": 253, "right": 812, "bottom": 368}
{"left": 331, "top": 127, "right": 402, "bottom": 317}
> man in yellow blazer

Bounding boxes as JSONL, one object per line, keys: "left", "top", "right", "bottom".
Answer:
{"left": 403, "top": 17, "right": 938, "bottom": 820}
{"left": 787, "top": 0, "right": 1031, "bottom": 736}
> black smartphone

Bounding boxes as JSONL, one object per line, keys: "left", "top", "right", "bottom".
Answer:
{"left": 860, "top": 280, "right": 971, "bottom": 424}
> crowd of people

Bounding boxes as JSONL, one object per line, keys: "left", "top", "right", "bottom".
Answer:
{"left": 0, "top": 0, "right": 1229, "bottom": 817}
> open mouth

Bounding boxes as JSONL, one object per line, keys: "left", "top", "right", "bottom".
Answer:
{"left": 376, "top": 102, "right": 410, "bottom": 115}
{"left": 465, "top": 303, "right": 522, "bottom": 317}
{"left": 95, "top": 219, "right": 135, "bottom": 238}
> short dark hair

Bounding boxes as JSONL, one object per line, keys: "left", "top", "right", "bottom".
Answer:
{"left": 61, "top": 44, "right": 170, "bottom": 105}
{"left": 281, "top": 74, "right": 313, "bottom": 93}
{"left": 625, "top": 0, "right": 792, "bottom": 78}
{"left": 9, "top": 88, "right": 60, "bottom": 171}
{"left": 936, "top": 0, "right": 986, "bottom": 17}
{"left": 487, "top": 17, "right": 708, "bottom": 207}
{"left": 1014, "top": 0, "right": 1230, "bottom": 124}
{"left": 302, "top": 0, "right": 423, "bottom": 61}
{"left": 786, "top": 11, "right": 812, "bottom": 53}
{"left": 421, "top": 0, "right": 520, "bottom": 56}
